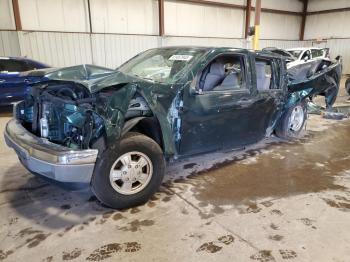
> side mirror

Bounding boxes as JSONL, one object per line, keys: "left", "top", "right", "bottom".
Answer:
{"left": 303, "top": 56, "right": 309, "bottom": 62}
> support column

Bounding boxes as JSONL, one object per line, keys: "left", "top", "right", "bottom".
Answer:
{"left": 244, "top": 0, "right": 251, "bottom": 39}
{"left": 253, "top": 0, "right": 261, "bottom": 50}
{"left": 158, "top": 0, "right": 165, "bottom": 36}
{"left": 12, "top": 0, "right": 22, "bottom": 30}
{"left": 300, "top": 0, "right": 308, "bottom": 40}
{"left": 87, "top": 0, "right": 95, "bottom": 65}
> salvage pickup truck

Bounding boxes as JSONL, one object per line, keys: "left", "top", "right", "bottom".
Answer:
{"left": 4, "top": 47, "right": 342, "bottom": 209}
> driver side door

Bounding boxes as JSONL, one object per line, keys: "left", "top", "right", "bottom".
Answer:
{"left": 178, "top": 52, "right": 267, "bottom": 156}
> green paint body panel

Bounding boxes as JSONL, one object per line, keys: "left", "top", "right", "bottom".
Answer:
{"left": 24, "top": 47, "right": 342, "bottom": 158}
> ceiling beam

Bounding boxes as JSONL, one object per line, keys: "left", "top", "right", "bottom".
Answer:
{"left": 173, "top": 0, "right": 303, "bottom": 16}
{"left": 307, "top": 7, "right": 350, "bottom": 16}
{"left": 175, "top": 0, "right": 244, "bottom": 10}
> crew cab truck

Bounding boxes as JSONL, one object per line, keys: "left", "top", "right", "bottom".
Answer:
{"left": 4, "top": 47, "right": 342, "bottom": 209}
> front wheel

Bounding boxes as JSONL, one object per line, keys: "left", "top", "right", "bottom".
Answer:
{"left": 91, "top": 132, "right": 165, "bottom": 209}
{"left": 275, "top": 101, "right": 307, "bottom": 139}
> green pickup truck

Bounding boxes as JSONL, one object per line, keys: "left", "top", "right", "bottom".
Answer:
{"left": 5, "top": 46, "right": 342, "bottom": 209}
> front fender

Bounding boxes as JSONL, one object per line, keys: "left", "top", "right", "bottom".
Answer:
{"left": 136, "top": 87, "right": 179, "bottom": 157}
{"left": 95, "top": 84, "right": 137, "bottom": 145}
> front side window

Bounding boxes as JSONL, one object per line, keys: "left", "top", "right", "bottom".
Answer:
{"left": 301, "top": 50, "right": 311, "bottom": 61}
{"left": 118, "top": 48, "right": 205, "bottom": 84}
{"left": 197, "top": 54, "right": 246, "bottom": 92}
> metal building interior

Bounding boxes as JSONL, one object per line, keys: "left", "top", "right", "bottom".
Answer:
{"left": 0, "top": 0, "right": 350, "bottom": 261}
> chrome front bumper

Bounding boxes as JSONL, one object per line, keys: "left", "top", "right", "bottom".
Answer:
{"left": 4, "top": 118, "right": 98, "bottom": 184}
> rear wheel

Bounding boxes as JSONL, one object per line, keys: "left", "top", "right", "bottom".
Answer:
{"left": 275, "top": 101, "right": 307, "bottom": 139}
{"left": 91, "top": 132, "right": 165, "bottom": 209}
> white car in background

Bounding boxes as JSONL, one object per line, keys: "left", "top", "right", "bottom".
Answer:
{"left": 286, "top": 47, "right": 329, "bottom": 69}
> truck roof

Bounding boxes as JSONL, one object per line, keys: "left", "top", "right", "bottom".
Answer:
{"left": 287, "top": 47, "right": 324, "bottom": 51}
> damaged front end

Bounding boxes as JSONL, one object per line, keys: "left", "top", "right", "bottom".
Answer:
{"left": 5, "top": 67, "right": 140, "bottom": 185}
{"left": 15, "top": 81, "right": 105, "bottom": 150}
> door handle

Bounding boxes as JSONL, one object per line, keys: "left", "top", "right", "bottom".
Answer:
{"left": 0, "top": 79, "right": 5, "bottom": 83}
{"left": 237, "top": 98, "right": 251, "bottom": 105}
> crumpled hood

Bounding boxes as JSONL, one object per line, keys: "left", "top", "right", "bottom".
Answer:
{"left": 23, "top": 64, "right": 143, "bottom": 93}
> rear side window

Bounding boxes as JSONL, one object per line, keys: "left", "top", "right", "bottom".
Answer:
{"left": 255, "top": 58, "right": 273, "bottom": 91}
{"left": 255, "top": 57, "right": 282, "bottom": 91}
{"left": 0, "top": 59, "right": 32, "bottom": 72}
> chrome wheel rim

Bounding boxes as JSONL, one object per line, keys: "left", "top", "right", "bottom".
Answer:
{"left": 289, "top": 105, "right": 304, "bottom": 132}
{"left": 109, "top": 151, "right": 153, "bottom": 195}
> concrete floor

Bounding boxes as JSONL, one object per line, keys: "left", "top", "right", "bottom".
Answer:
{"left": 0, "top": 81, "right": 350, "bottom": 262}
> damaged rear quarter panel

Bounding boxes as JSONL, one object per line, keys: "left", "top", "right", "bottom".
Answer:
{"left": 287, "top": 59, "right": 342, "bottom": 107}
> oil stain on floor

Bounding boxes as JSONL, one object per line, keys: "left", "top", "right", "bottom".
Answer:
{"left": 175, "top": 121, "right": 350, "bottom": 207}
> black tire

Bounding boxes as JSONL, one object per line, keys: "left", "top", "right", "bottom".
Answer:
{"left": 324, "top": 77, "right": 339, "bottom": 108}
{"left": 345, "top": 78, "right": 350, "bottom": 95}
{"left": 91, "top": 132, "right": 165, "bottom": 209}
{"left": 275, "top": 101, "right": 307, "bottom": 140}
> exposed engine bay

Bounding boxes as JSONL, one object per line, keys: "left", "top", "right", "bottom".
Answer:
{"left": 15, "top": 81, "right": 151, "bottom": 150}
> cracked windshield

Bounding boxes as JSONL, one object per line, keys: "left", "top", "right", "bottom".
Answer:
{"left": 118, "top": 48, "right": 205, "bottom": 84}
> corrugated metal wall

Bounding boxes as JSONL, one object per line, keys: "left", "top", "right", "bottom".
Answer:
{"left": 304, "top": 1, "right": 350, "bottom": 39}
{"left": 324, "top": 39, "right": 350, "bottom": 74}
{"left": 260, "top": 39, "right": 313, "bottom": 50}
{"left": 91, "top": 34, "right": 159, "bottom": 68}
{"left": 164, "top": 1, "right": 245, "bottom": 38}
{"left": 18, "top": 0, "right": 89, "bottom": 32}
{"left": 162, "top": 36, "right": 248, "bottom": 49}
{"left": 305, "top": 11, "right": 350, "bottom": 39}
{"left": 2, "top": 30, "right": 317, "bottom": 69}
{"left": 0, "top": 0, "right": 15, "bottom": 30}
{"left": 307, "top": 0, "right": 350, "bottom": 12}
{"left": 1, "top": 0, "right": 350, "bottom": 73}
{"left": 17, "top": 31, "right": 92, "bottom": 67}
{"left": 0, "top": 30, "right": 20, "bottom": 56}
{"left": 304, "top": 0, "right": 350, "bottom": 74}
{"left": 90, "top": 0, "right": 159, "bottom": 35}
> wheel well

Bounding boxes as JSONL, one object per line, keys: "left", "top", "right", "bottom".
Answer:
{"left": 128, "top": 117, "right": 164, "bottom": 150}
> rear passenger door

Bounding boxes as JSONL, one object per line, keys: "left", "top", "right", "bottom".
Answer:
{"left": 253, "top": 54, "right": 286, "bottom": 134}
